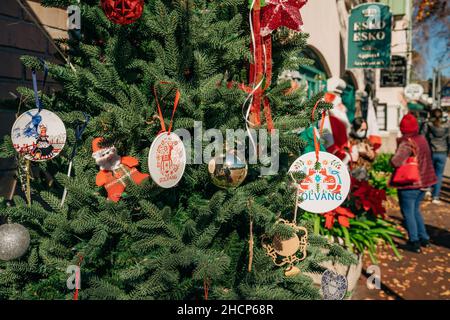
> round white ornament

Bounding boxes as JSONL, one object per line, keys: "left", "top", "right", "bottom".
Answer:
{"left": 288, "top": 151, "right": 350, "bottom": 213}
{"left": 11, "top": 108, "right": 66, "bottom": 162}
{"left": 148, "top": 132, "right": 186, "bottom": 188}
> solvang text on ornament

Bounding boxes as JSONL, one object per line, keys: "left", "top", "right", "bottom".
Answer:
{"left": 300, "top": 191, "right": 343, "bottom": 201}
{"left": 173, "top": 121, "right": 279, "bottom": 176}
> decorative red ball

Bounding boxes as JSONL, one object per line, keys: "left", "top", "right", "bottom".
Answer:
{"left": 100, "top": 0, "right": 144, "bottom": 25}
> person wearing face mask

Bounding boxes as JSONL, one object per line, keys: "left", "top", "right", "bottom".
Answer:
{"left": 348, "top": 117, "right": 376, "bottom": 181}
{"left": 422, "top": 108, "right": 450, "bottom": 204}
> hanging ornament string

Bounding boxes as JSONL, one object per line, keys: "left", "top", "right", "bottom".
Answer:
{"left": 14, "top": 94, "right": 32, "bottom": 206}
{"left": 241, "top": 0, "right": 262, "bottom": 154}
{"left": 293, "top": 184, "right": 300, "bottom": 223}
{"left": 311, "top": 98, "right": 327, "bottom": 163}
{"left": 73, "top": 253, "right": 84, "bottom": 300}
{"left": 311, "top": 92, "right": 336, "bottom": 162}
{"left": 25, "top": 159, "right": 32, "bottom": 206}
{"left": 22, "top": 62, "right": 49, "bottom": 206}
{"left": 247, "top": 198, "right": 255, "bottom": 273}
{"left": 288, "top": 96, "right": 328, "bottom": 189}
{"left": 239, "top": 0, "right": 272, "bottom": 155}
{"left": 31, "top": 61, "right": 48, "bottom": 113}
{"left": 203, "top": 277, "right": 210, "bottom": 300}
{"left": 153, "top": 82, "right": 180, "bottom": 135}
{"left": 248, "top": 215, "right": 254, "bottom": 272}
{"left": 249, "top": 0, "right": 263, "bottom": 126}
{"left": 240, "top": 0, "right": 274, "bottom": 137}
{"left": 240, "top": 0, "right": 308, "bottom": 134}
{"left": 60, "top": 113, "right": 90, "bottom": 207}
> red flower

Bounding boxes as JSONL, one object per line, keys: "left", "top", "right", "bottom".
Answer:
{"left": 323, "top": 207, "right": 355, "bottom": 229}
{"left": 351, "top": 178, "right": 386, "bottom": 218}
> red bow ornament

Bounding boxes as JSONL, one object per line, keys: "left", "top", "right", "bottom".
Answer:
{"left": 101, "top": 0, "right": 144, "bottom": 25}
{"left": 323, "top": 206, "right": 355, "bottom": 229}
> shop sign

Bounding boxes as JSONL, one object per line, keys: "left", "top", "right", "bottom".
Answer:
{"left": 348, "top": 3, "right": 392, "bottom": 69}
{"left": 380, "top": 55, "right": 407, "bottom": 87}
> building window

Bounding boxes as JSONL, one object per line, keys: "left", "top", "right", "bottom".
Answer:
{"left": 375, "top": 103, "right": 388, "bottom": 131}
{"left": 299, "top": 48, "right": 329, "bottom": 98}
{"left": 298, "top": 65, "right": 327, "bottom": 98}
{"left": 379, "top": 0, "right": 406, "bottom": 16}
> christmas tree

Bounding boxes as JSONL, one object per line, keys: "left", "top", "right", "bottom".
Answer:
{"left": 0, "top": 0, "right": 356, "bottom": 300}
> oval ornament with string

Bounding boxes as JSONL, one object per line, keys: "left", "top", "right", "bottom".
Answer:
{"left": 148, "top": 132, "right": 186, "bottom": 188}
{"left": 289, "top": 151, "right": 350, "bottom": 213}
{"left": 11, "top": 108, "right": 66, "bottom": 162}
{"left": 148, "top": 82, "right": 185, "bottom": 188}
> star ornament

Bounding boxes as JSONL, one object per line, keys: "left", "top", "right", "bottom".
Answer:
{"left": 260, "top": 0, "right": 308, "bottom": 37}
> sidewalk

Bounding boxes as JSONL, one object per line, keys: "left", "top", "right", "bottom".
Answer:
{"left": 353, "top": 176, "right": 450, "bottom": 300}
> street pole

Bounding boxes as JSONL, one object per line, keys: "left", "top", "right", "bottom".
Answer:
{"left": 432, "top": 68, "right": 437, "bottom": 108}
{"left": 437, "top": 69, "right": 442, "bottom": 109}
{"left": 406, "top": 0, "right": 413, "bottom": 85}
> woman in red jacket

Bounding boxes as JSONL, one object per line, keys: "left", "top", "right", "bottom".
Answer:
{"left": 391, "top": 113, "right": 437, "bottom": 253}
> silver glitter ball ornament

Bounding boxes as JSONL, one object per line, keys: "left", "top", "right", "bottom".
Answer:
{"left": 0, "top": 223, "right": 30, "bottom": 261}
{"left": 208, "top": 151, "right": 248, "bottom": 189}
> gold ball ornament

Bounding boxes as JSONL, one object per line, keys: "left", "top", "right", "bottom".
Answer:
{"left": 0, "top": 223, "right": 30, "bottom": 261}
{"left": 208, "top": 151, "right": 248, "bottom": 189}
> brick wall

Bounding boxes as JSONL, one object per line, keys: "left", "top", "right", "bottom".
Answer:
{"left": 0, "top": 0, "right": 67, "bottom": 100}
{"left": 0, "top": 110, "right": 18, "bottom": 200}
{"left": 0, "top": 0, "right": 67, "bottom": 199}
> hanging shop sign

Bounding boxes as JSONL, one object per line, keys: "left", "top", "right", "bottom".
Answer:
{"left": 404, "top": 83, "right": 424, "bottom": 101}
{"left": 347, "top": 3, "right": 392, "bottom": 69}
{"left": 380, "top": 55, "right": 407, "bottom": 87}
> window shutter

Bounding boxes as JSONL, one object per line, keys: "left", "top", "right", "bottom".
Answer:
{"left": 379, "top": 0, "right": 406, "bottom": 16}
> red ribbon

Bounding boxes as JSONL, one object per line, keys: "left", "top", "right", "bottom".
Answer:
{"left": 153, "top": 82, "right": 180, "bottom": 135}
{"left": 242, "top": 3, "right": 274, "bottom": 132}
{"left": 203, "top": 277, "right": 210, "bottom": 300}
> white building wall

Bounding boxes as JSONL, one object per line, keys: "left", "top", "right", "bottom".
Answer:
{"left": 375, "top": 17, "right": 411, "bottom": 153}
{"left": 301, "top": 0, "right": 343, "bottom": 78}
{"left": 301, "top": 0, "right": 366, "bottom": 90}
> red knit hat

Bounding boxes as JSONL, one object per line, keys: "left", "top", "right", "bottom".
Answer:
{"left": 400, "top": 113, "right": 419, "bottom": 134}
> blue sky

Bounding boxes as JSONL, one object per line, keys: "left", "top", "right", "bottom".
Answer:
{"left": 412, "top": 7, "right": 449, "bottom": 80}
